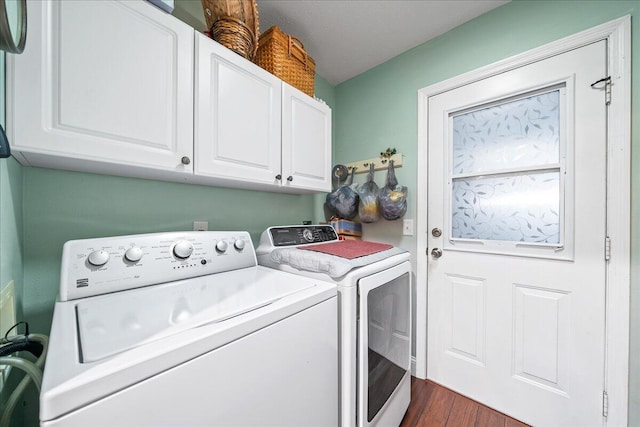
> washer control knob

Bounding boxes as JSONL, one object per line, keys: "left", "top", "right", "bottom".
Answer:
{"left": 173, "top": 240, "right": 194, "bottom": 259}
{"left": 215, "top": 240, "right": 229, "bottom": 253}
{"left": 124, "top": 246, "right": 144, "bottom": 263}
{"left": 88, "top": 250, "right": 110, "bottom": 267}
{"left": 234, "top": 239, "right": 245, "bottom": 251}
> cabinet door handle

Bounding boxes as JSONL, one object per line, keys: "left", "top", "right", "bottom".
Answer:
{"left": 275, "top": 174, "right": 282, "bottom": 180}
{"left": 181, "top": 156, "right": 191, "bottom": 165}
{"left": 287, "top": 176, "right": 293, "bottom": 182}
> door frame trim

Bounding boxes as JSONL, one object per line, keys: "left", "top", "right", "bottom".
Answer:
{"left": 416, "top": 16, "right": 630, "bottom": 425}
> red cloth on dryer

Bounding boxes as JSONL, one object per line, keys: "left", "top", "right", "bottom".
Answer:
{"left": 298, "top": 240, "right": 393, "bottom": 260}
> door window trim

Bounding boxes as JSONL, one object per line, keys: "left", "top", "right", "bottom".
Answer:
{"left": 442, "top": 81, "right": 574, "bottom": 260}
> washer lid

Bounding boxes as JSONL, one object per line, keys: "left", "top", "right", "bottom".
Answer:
{"left": 76, "top": 267, "right": 313, "bottom": 362}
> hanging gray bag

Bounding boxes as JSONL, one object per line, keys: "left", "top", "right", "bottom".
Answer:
{"left": 379, "top": 160, "right": 408, "bottom": 220}
{"left": 325, "top": 167, "right": 359, "bottom": 219}
{"left": 358, "top": 163, "right": 381, "bottom": 223}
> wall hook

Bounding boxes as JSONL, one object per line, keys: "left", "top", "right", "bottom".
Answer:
{"left": 344, "top": 153, "right": 404, "bottom": 174}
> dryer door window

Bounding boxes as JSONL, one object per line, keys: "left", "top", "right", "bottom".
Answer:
{"left": 357, "top": 262, "right": 411, "bottom": 425}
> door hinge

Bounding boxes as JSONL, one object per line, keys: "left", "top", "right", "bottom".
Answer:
{"left": 590, "top": 76, "right": 611, "bottom": 105}
{"left": 605, "top": 236, "right": 611, "bottom": 261}
{"left": 603, "top": 390, "right": 609, "bottom": 418}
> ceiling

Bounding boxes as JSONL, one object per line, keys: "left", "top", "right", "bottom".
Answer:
{"left": 174, "top": 0, "right": 509, "bottom": 85}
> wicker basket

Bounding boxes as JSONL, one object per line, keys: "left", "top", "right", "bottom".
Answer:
{"left": 211, "top": 17, "right": 255, "bottom": 60}
{"left": 202, "top": 0, "right": 259, "bottom": 60}
{"left": 255, "top": 26, "right": 315, "bottom": 97}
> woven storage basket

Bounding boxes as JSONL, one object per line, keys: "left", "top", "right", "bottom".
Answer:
{"left": 211, "top": 17, "right": 255, "bottom": 60}
{"left": 201, "top": 0, "right": 259, "bottom": 60}
{"left": 255, "top": 26, "right": 315, "bottom": 97}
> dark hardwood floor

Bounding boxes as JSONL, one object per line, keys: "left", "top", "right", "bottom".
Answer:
{"left": 400, "top": 377, "right": 530, "bottom": 427}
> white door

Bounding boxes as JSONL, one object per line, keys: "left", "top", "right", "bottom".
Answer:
{"left": 427, "top": 41, "right": 607, "bottom": 426}
{"left": 281, "top": 83, "right": 332, "bottom": 192}
{"left": 194, "top": 32, "right": 282, "bottom": 186}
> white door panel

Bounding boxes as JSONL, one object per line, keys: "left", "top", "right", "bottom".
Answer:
{"left": 427, "top": 41, "right": 606, "bottom": 426}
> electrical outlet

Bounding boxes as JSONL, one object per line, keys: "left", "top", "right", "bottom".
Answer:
{"left": 193, "top": 221, "right": 208, "bottom": 231}
{"left": 402, "top": 219, "right": 414, "bottom": 236}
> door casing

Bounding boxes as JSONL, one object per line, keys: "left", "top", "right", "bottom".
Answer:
{"left": 416, "top": 16, "right": 631, "bottom": 426}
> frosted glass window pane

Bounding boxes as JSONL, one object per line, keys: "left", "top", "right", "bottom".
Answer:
{"left": 451, "top": 172, "right": 560, "bottom": 244}
{"left": 452, "top": 91, "right": 560, "bottom": 175}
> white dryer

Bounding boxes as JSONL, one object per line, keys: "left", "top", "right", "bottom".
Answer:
{"left": 40, "top": 231, "right": 338, "bottom": 426}
{"left": 257, "top": 225, "right": 411, "bottom": 427}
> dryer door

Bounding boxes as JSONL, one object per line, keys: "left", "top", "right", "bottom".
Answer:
{"left": 357, "top": 261, "right": 411, "bottom": 426}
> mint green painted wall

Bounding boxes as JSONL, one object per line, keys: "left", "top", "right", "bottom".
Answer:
{"left": 0, "top": 157, "right": 23, "bottom": 320}
{"left": 21, "top": 169, "right": 315, "bottom": 333}
{"left": 332, "top": 0, "right": 640, "bottom": 422}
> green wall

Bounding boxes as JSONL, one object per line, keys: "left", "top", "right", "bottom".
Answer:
{"left": 21, "top": 169, "right": 317, "bottom": 333}
{"left": 0, "top": 157, "right": 23, "bottom": 319}
{"left": 331, "top": 0, "right": 639, "bottom": 422}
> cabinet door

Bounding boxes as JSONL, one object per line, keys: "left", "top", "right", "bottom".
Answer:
{"left": 195, "top": 33, "right": 282, "bottom": 187}
{"left": 8, "top": 0, "right": 194, "bottom": 177}
{"left": 281, "top": 83, "right": 332, "bottom": 192}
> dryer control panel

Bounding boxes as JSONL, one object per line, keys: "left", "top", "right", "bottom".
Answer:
{"left": 256, "top": 225, "right": 338, "bottom": 253}
{"left": 268, "top": 225, "right": 337, "bottom": 246}
{"left": 59, "top": 231, "right": 256, "bottom": 301}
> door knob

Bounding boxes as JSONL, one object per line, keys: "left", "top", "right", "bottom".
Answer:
{"left": 275, "top": 174, "right": 282, "bottom": 181}
{"left": 432, "top": 227, "right": 442, "bottom": 237}
{"left": 431, "top": 248, "right": 443, "bottom": 259}
{"left": 181, "top": 156, "right": 191, "bottom": 165}
{"left": 287, "top": 176, "right": 293, "bottom": 182}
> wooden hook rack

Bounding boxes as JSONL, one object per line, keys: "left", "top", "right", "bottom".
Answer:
{"left": 345, "top": 153, "right": 403, "bottom": 174}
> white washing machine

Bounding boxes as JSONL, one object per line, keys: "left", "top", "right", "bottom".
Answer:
{"left": 40, "top": 231, "right": 338, "bottom": 426}
{"left": 257, "top": 225, "right": 411, "bottom": 427}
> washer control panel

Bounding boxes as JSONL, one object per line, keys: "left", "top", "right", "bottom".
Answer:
{"left": 258, "top": 225, "right": 339, "bottom": 249}
{"left": 59, "top": 231, "right": 255, "bottom": 301}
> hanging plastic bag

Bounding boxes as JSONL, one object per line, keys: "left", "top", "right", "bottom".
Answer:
{"left": 325, "top": 167, "right": 359, "bottom": 219}
{"left": 379, "top": 159, "right": 408, "bottom": 220}
{"left": 358, "top": 163, "right": 381, "bottom": 223}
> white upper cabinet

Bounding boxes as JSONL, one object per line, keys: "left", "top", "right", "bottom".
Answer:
{"left": 281, "top": 83, "right": 332, "bottom": 192}
{"left": 194, "top": 33, "right": 331, "bottom": 193}
{"left": 8, "top": 0, "right": 194, "bottom": 178}
{"left": 194, "top": 32, "right": 282, "bottom": 188}
{"left": 8, "top": 0, "right": 331, "bottom": 193}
